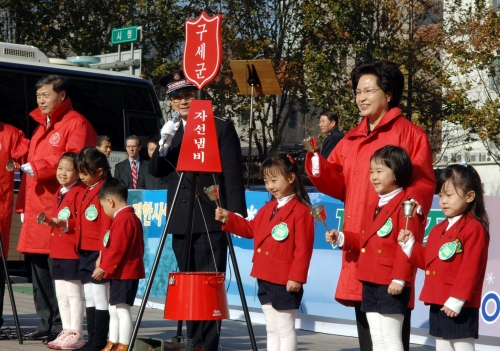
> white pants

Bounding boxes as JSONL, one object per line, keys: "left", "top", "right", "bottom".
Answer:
{"left": 83, "top": 282, "right": 109, "bottom": 310}
{"left": 435, "top": 337, "right": 475, "bottom": 351}
{"left": 366, "top": 312, "right": 404, "bottom": 351}
{"left": 108, "top": 304, "right": 132, "bottom": 345}
{"left": 54, "top": 279, "right": 84, "bottom": 331}
{"left": 262, "top": 303, "right": 297, "bottom": 351}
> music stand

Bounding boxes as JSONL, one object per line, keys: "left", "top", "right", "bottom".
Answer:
{"left": 229, "top": 60, "right": 282, "bottom": 189}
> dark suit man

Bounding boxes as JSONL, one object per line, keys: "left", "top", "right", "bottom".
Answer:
{"left": 318, "top": 110, "right": 344, "bottom": 158}
{"left": 149, "top": 70, "right": 247, "bottom": 351}
{"left": 137, "top": 139, "right": 168, "bottom": 190}
{"left": 114, "top": 135, "right": 147, "bottom": 189}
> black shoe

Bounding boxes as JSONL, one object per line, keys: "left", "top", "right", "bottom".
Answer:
{"left": 43, "top": 333, "right": 59, "bottom": 345}
{"left": 21, "top": 330, "right": 49, "bottom": 340}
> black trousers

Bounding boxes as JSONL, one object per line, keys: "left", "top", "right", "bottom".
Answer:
{"left": 172, "top": 232, "right": 227, "bottom": 351}
{"left": 27, "top": 253, "right": 62, "bottom": 334}
{"left": 355, "top": 302, "right": 412, "bottom": 351}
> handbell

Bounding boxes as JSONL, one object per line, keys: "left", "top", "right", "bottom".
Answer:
{"left": 36, "top": 212, "right": 52, "bottom": 226}
{"left": 401, "top": 201, "right": 417, "bottom": 230}
{"left": 310, "top": 204, "right": 330, "bottom": 231}
{"left": 204, "top": 185, "right": 221, "bottom": 207}
{"left": 6, "top": 159, "right": 20, "bottom": 172}
{"left": 301, "top": 136, "right": 317, "bottom": 153}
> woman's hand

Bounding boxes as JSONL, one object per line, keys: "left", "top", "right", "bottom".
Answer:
{"left": 326, "top": 230, "right": 339, "bottom": 244}
{"left": 388, "top": 282, "right": 404, "bottom": 295}
{"left": 215, "top": 207, "right": 229, "bottom": 224}
{"left": 286, "top": 280, "right": 302, "bottom": 292}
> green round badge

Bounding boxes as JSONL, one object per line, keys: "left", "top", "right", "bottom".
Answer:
{"left": 377, "top": 218, "right": 393, "bottom": 237}
{"left": 271, "top": 223, "right": 289, "bottom": 241}
{"left": 439, "top": 241, "right": 457, "bottom": 260}
{"left": 103, "top": 230, "right": 110, "bottom": 247}
{"left": 85, "top": 204, "right": 98, "bottom": 221}
{"left": 58, "top": 207, "right": 71, "bottom": 220}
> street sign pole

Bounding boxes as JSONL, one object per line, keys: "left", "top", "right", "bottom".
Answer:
{"left": 130, "top": 42, "right": 134, "bottom": 75}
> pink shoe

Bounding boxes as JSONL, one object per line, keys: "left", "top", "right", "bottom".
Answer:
{"left": 47, "top": 330, "right": 69, "bottom": 350}
{"left": 60, "top": 330, "right": 85, "bottom": 350}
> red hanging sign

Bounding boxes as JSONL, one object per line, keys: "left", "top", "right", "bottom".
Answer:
{"left": 176, "top": 100, "right": 222, "bottom": 172}
{"left": 183, "top": 12, "right": 223, "bottom": 90}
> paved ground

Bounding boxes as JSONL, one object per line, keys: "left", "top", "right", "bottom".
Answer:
{"left": 1, "top": 277, "right": 435, "bottom": 351}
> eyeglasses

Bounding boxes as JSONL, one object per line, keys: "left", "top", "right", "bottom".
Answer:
{"left": 170, "top": 91, "right": 196, "bottom": 102}
{"left": 354, "top": 88, "right": 382, "bottom": 97}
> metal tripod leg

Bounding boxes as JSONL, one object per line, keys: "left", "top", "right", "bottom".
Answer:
{"left": 0, "top": 232, "right": 22, "bottom": 344}
{"left": 213, "top": 174, "right": 258, "bottom": 351}
{"left": 172, "top": 172, "right": 198, "bottom": 345}
{"left": 129, "top": 172, "right": 186, "bottom": 349}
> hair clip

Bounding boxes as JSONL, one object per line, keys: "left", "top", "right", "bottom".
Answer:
{"left": 286, "top": 153, "right": 295, "bottom": 164}
{"left": 460, "top": 159, "right": 468, "bottom": 167}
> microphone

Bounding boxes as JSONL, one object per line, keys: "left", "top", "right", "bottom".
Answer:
{"left": 171, "top": 111, "right": 180, "bottom": 123}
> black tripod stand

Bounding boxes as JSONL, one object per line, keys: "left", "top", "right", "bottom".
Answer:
{"left": 0, "top": 233, "right": 22, "bottom": 344}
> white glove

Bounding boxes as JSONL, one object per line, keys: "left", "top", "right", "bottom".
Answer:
{"left": 20, "top": 213, "right": 24, "bottom": 223}
{"left": 158, "top": 120, "right": 180, "bottom": 155}
{"left": 311, "top": 153, "right": 320, "bottom": 176}
{"left": 21, "top": 163, "right": 34, "bottom": 177}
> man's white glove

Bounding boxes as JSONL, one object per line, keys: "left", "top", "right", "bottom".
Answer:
{"left": 311, "top": 153, "right": 320, "bottom": 176}
{"left": 20, "top": 213, "right": 24, "bottom": 223}
{"left": 158, "top": 120, "right": 181, "bottom": 155}
{"left": 21, "top": 163, "right": 34, "bottom": 177}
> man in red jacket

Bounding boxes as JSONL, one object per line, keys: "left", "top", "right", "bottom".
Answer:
{"left": 0, "top": 122, "right": 29, "bottom": 328}
{"left": 16, "top": 75, "right": 97, "bottom": 343}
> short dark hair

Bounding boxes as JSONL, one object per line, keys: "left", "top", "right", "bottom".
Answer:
{"left": 96, "top": 135, "right": 112, "bottom": 147}
{"left": 35, "top": 75, "right": 69, "bottom": 94}
{"left": 370, "top": 145, "right": 413, "bottom": 189}
{"left": 98, "top": 177, "right": 128, "bottom": 202}
{"left": 318, "top": 110, "right": 339, "bottom": 125}
{"left": 351, "top": 60, "right": 404, "bottom": 109}
{"left": 58, "top": 152, "right": 77, "bottom": 168}
{"left": 148, "top": 137, "right": 159, "bottom": 146}
{"left": 125, "top": 135, "right": 141, "bottom": 147}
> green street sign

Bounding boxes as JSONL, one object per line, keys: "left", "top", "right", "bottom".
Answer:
{"left": 111, "top": 26, "right": 140, "bottom": 45}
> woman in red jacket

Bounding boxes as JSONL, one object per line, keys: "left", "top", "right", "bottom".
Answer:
{"left": 398, "top": 165, "right": 489, "bottom": 351}
{"left": 305, "top": 59, "right": 435, "bottom": 351}
{"left": 47, "top": 153, "right": 86, "bottom": 349}
{"left": 216, "top": 153, "right": 314, "bottom": 351}
{"left": 327, "top": 146, "right": 423, "bottom": 351}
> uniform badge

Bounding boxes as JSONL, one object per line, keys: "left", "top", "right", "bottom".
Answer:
{"left": 103, "top": 230, "right": 110, "bottom": 247}
{"left": 454, "top": 238, "right": 463, "bottom": 253}
{"left": 377, "top": 218, "right": 393, "bottom": 237}
{"left": 271, "top": 223, "right": 289, "bottom": 241}
{"left": 58, "top": 207, "right": 71, "bottom": 220}
{"left": 439, "top": 241, "right": 457, "bottom": 260}
{"left": 85, "top": 204, "right": 98, "bottom": 221}
{"left": 173, "top": 73, "right": 181, "bottom": 80}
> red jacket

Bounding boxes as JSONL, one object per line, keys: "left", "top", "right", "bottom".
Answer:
{"left": 50, "top": 182, "right": 86, "bottom": 259}
{"left": 342, "top": 191, "right": 423, "bottom": 308}
{"left": 75, "top": 180, "right": 112, "bottom": 252}
{"left": 100, "top": 206, "right": 145, "bottom": 280}
{"left": 0, "top": 122, "right": 29, "bottom": 258}
{"left": 409, "top": 213, "right": 489, "bottom": 308}
{"left": 16, "top": 98, "right": 96, "bottom": 254}
{"left": 223, "top": 197, "right": 315, "bottom": 285}
{"left": 305, "top": 107, "right": 435, "bottom": 306}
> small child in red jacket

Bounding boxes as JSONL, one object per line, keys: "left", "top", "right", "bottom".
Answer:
{"left": 326, "top": 145, "right": 423, "bottom": 351}
{"left": 92, "top": 177, "right": 145, "bottom": 351}
{"left": 216, "top": 153, "right": 314, "bottom": 351}
{"left": 398, "top": 164, "right": 489, "bottom": 351}
{"left": 47, "top": 152, "right": 86, "bottom": 349}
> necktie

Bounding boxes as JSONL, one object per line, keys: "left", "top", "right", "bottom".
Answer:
{"left": 132, "top": 160, "right": 137, "bottom": 189}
